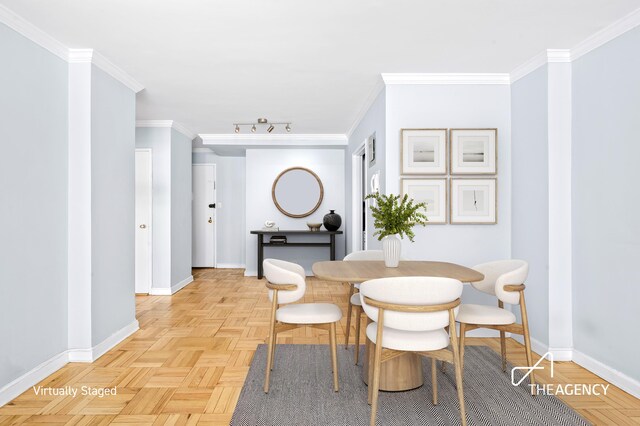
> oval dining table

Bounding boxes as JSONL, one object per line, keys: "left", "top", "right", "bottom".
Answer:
{"left": 312, "top": 260, "right": 484, "bottom": 392}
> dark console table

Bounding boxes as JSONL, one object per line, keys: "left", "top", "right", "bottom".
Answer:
{"left": 250, "top": 230, "right": 343, "bottom": 279}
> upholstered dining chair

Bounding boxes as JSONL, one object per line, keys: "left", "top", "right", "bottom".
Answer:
{"left": 455, "top": 260, "right": 535, "bottom": 390}
{"left": 262, "top": 258, "right": 342, "bottom": 393}
{"left": 360, "top": 277, "right": 467, "bottom": 426}
{"left": 343, "top": 250, "right": 384, "bottom": 365}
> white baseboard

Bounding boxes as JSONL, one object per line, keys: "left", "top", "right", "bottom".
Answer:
{"left": 0, "top": 351, "right": 69, "bottom": 407}
{"left": 149, "top": 275, "right": 193, "bottom": 295}
{"left": 0, "top": 319, "right": 140, "bottom": 407}
{"left": 216, "top": 263, "right": 245, "bottom": 269}
{"left": 509, "top": 335, "right": 568, "bottom": 360}
{"left": 573, "top": 349, "right": 640, "bottom": 399}
{"left": 171, "top": 275, "right": 193, "bottom": 294}
{"left": 68, "top": 319, "right": 139, "bottom": 362}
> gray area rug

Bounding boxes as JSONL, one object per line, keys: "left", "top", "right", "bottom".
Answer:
{"left": 232, "top": 344, "right": 590, "bottom": 426}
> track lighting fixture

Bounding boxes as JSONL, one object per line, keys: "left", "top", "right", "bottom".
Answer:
{"left": 232, "top": 118, "right": 292, "bottom": 133}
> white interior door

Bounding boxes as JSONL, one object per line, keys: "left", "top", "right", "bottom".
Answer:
{"left": 135, "top": 149, "right": 152, "bottom": 293}
{"left": 192, "top": 164, "right": 216, "bottom": 267}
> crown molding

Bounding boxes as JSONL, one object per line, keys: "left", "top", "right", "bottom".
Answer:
{"left": 68, "top": 49, "right": 143, "bottom": 93}
{"left": 0, "top": 5, "right": 143, "bottom": 93}
{"left": 510, "top": 49, "right": 571, "bottom": 83}
{"left": 509, "top": 51, "right": 548, "bottom": 83}
{"left": 572, "top": 7, "right": 640, "bottom": 61}
{"left": 346, "top": 78, "right": 385, "bottom": 139}
{"left": 546, "top": 49, "right": 571, "bottom": 63}
{"left": 381, "top": 73, "right": 511, "bottom": 85}
{"left": 136, "top": 120, "right": 196, "bottom": 140}
{"left": 0, "top": 3, "right": 68, "bottom": 61}
{"left": 199, "top": 133, "right": 348, "bottom": 145}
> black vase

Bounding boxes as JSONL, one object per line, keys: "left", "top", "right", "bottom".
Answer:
{"left": 323, "top": 210, "right": 342, "bottom": 231}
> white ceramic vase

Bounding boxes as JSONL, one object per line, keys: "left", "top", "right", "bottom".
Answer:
{"left": 382, "top": 234, "right": 401, "bottom": 268}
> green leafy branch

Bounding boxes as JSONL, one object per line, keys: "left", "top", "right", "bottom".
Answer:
{"left": 364, "top": 193, "right": 428, "bottom": 242}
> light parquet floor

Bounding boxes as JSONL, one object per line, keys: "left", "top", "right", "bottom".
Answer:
{"left": 1, "top": 269, "right": 638, "bottom": 425}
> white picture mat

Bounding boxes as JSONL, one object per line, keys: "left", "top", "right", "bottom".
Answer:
{"left": 401, "top": 129, "right": 447, "bottom": 174}
{"left": 450, "top": 179, "right": 497, "bottom": 224}
{"left": 401, "top": 179, "right": 447, "bottom": 224}
{"left": 450, "top": 129, "right": 497, "bottom": 174}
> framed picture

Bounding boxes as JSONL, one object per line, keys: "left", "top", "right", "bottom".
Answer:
{"left": 401, "top": 178, "right": 447, "bottom": 224}
{"left": 450, "top": 178, "right": 497, "bottom": 224}
{"left": 401, "top": 129, "right": 447, "bottom": 175}
{"left": 450, "top": 128, "right": 497, "bottom": 175}
{"left": 367, "top": 133, "right": 376, "bottom": 167}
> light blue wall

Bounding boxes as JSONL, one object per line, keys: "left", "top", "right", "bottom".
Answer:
{"left": 245, "top": 149, "right": 346, "bottom": 275}
{"left": 192, "top": 151, "right": 247, "bottom": 267}
{"left": 346, "top": 90, "right": 386, "bottom": 252}
{"left": 215, "top": 156, "right": 246, "bottom": 266}
{"left": 170, "top": 129, "right": 193, "bottom": 284}
{"left": 384, "top": 84, "right": 512, "bottom": 310}
{"left": 90, "top": 65, "right": 137, "bottom": 345}
{"left": 572, "top": 26, "right": 640, "bottom": 381}
{"left": 511, "top": 66, "right": 550, "bottom": 345}
{"left": 136, "top": 127, "right": 172, "bottom": 290}
{"left": 0, "top": 23, "right": 68, "bottom": 386}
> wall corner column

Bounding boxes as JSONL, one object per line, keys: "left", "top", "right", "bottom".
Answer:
{"left": 547, "top": 51, "right": 573, "bottom": 360}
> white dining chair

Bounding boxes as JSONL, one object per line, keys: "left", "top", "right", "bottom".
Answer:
{"left": 360, "top": 277, "right": 467, "bottom": 426}
{"left": 343, "top": 250, "right": 385, "bottom": 364}
{"left": 263, "top": 258, "right": 342, "bottom": 393}
{"left": 455, "top": 260, "right": 535, "bottom": 390}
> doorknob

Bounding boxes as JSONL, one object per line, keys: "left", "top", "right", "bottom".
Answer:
{"left": 208, "top": 217, "right": 213, "bottom": 223}
{"left": 139, "top": 224, "right": 147, "bottom": 229}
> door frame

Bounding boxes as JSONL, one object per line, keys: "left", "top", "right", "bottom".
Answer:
{"left": 135, "top": 148, "right": 153, "bottom": 293}
{"left": 351, "top": 140, "right": 367, "bottom": 253}
{"left": 192, "top": 163, "right": 217, "bottom": 268}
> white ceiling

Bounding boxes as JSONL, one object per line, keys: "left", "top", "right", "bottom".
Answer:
{"left": 2, "top": 0, "right": 639, "bottom": 135}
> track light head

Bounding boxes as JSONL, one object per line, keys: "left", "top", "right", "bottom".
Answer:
{"left": 234, "top": 125, "right": 240, "bottom": 133}
{"left": 251, "top": 125, "right": 257, "bottom": 133}
{"left": 257, "top": 118, "right": 268, "bottom": 124}
{"left": 267, "top": 124, "right": 275, "bottom": 133}
{"left": 285, "top": 124, "right": 291, "bottom": 133}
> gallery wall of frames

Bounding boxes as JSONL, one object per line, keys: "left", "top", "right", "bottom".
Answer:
{"left": 400, "top": 128, "right": 497, "bottom": 224}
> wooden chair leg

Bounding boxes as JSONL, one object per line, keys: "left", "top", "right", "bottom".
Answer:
{"left": 519, "top": 291, "right": 536, "bottom": 394}
{"left": 264, "top": 291, "right": 278, "bottom": 393}
{"left": 498, "top": 300, "right": 507, "bottom": 372}
{"left": 431, "top": 357, "right": 438, "bottom": 405}
{"left": 441, "top": 325, "right": 449, "bottom": 373}
{"left": 330, "top": 322, "right": 339, "bottom": 392}
{"left": 449, "top": 310, "right": 467, "bottom": 426}
{"left": 270, "top": 329, "right": 277, "bottom": 371}
{"left": 354, "top": 305, "right": 361, "bottom": 365}
{"left": 345, "top": 283, "right": 354, "bottom": 348}
{"left": 369, "top": 310, "right": 384, "bottom": 426}
{"left": 459, "top": 323, "right": 466, "bottom": 374}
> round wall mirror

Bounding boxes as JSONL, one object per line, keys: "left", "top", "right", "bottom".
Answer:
{"left": 272, "top": 167, "right": 324, "bottom": 218}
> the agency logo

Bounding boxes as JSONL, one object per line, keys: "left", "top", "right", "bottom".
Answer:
{"left": 511, "top": 352, "right": 609, "bottom": 396}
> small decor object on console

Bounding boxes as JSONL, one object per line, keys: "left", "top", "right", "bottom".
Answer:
{"left": 269, "top": 235, "right": 287, "bottom": 244}
{"left": 364, "top": 193, "right": 428, "bottom": 267}
{"left": 322, "top": 210, "right": 342, "bottom": 231}
{"left": 306, "top": 222, "right": 322, "bottom": 232}
{"left": 262, "top": 220, "right": 278, "bottom": 231}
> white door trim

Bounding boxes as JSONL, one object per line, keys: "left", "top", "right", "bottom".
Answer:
{"left": 351, "top": 140, "right": 367, "bottom": 253}
{"left": 135, "top": 148, "right": 152, "bottom": 293}
{"left": 193, "top": 163, "right": 217, "bottom": 268}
